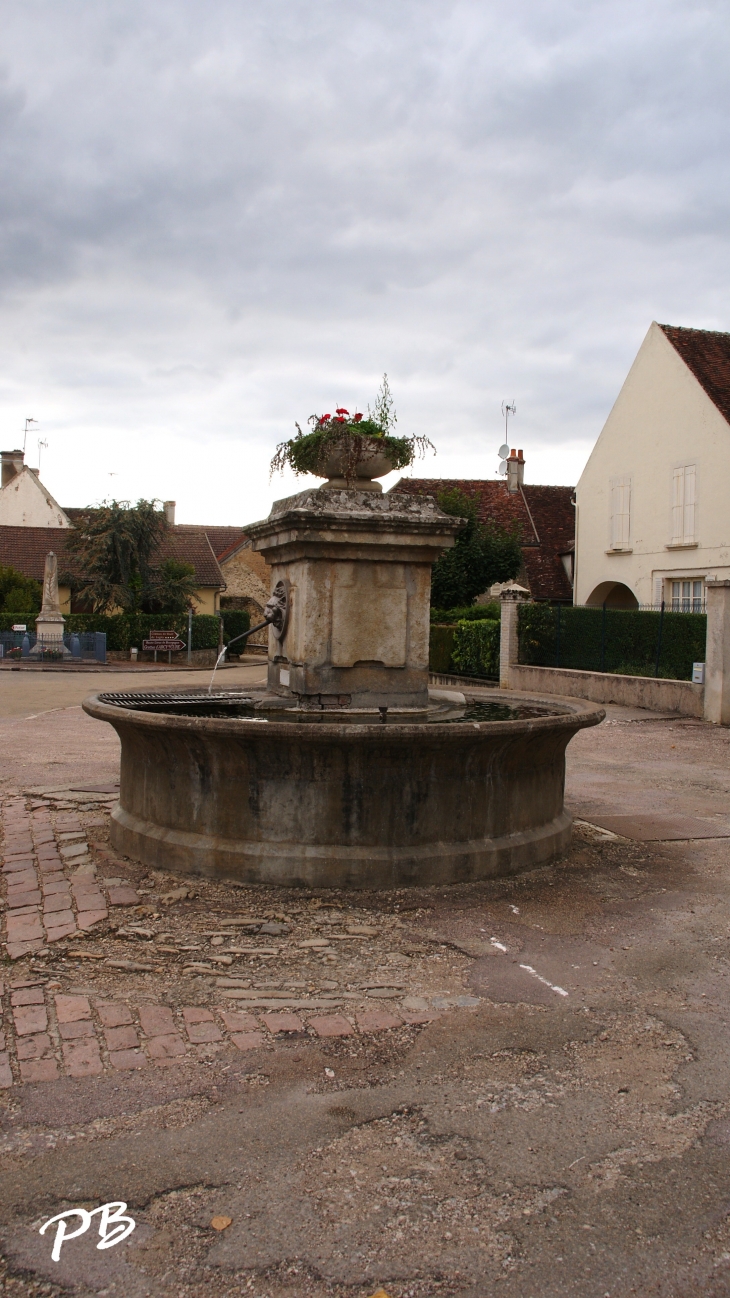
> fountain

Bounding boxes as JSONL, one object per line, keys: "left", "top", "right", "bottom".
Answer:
{"left": 83, "top": 471, "right": 603, "bottom": 888}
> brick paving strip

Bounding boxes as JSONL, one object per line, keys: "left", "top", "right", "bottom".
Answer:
{"left": 0, "top": 979, "right": 434, "bottom": 1086}
{"left": 0, "top": 795, "right": 446, "bottom": 1085}
{"left": 1, "top": 799, "right": 109, "bottom": 959}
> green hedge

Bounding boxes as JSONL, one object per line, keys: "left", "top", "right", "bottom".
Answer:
{"left": 518, "top": 604, "right": 707, "bottom": 681}
{"left": 429, "top": 625, "right": 456, "bottom": 673}
{"left": 221, "top": 609, "right": 251, "bottom": 647}
{"left": 430, "top": 603, "right": 500, "bottom": 623}
{"left": 0, "top": 612, "right": 222, "bottom": 651}
{"left": 451, "top": 619, "right": 500, "bottom": 678}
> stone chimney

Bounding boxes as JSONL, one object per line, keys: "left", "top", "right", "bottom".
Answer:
{"left": 1, "top": 449, "right": 25, "bottom": 488}
{"left": 163, "top": 501, "right": 176, "bottom": 525}
{"left": 506, "top": 448, "right": 525, "bottom": 495}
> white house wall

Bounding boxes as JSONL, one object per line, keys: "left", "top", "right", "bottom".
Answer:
{"left": 0, "top": 469, "right": 71, "bottom": 529}
{"left": 575, "top": 322, "right": 730, "bottom": 607}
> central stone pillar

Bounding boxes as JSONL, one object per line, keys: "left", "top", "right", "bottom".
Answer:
{"left": 248, "top": 487, "right": 463, "bottom": 711}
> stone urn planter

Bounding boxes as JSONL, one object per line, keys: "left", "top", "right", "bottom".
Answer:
{"left": 319, "top": 438, "right": 395, "bottom": 491}
{"left": 269, "top": 379, "right": 434, "bottom": 491}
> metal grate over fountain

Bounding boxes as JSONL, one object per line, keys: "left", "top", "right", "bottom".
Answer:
{"left": 98, "top": 690, "right": 255, "bottom": 709}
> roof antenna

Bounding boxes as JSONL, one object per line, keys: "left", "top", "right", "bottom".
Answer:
{"left": 23, "top": 417, "right": 38, "bottom": 454}
{"left": 37, "top": 438, "right": 48, "bottom": 472}
{"left": 497, "top": 400, "right": 516, "bottom": 475}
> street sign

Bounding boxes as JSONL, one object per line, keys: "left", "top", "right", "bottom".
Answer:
{"left": 12, "top": 624, "right": 26, "bottom": 632}
{"left": 142, "top": 631, "right": 186, "bottom": 653}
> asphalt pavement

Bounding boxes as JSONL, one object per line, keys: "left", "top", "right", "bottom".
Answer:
{"left": 1, "top": 676, "right": 730, "bottom": 1298}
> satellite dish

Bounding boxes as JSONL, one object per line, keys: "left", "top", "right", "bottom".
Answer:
{"left": 498, "top": 459, "right": 508, "bottom": 476}
{"left": 498, "top": 443, "right": 510, "bottom": 460}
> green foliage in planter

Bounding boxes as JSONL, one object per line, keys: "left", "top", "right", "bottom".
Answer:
{"left": 430, "top": 489, "right": 522, "bottom": 609}
{"left": 270, "top": 374, "right": 434, "bottom": 482}
{"left": 451, "top": 618, "right": 500, "bottom": 678}
{"left": 517, "top": 603, "right": 707, "bottom": 681}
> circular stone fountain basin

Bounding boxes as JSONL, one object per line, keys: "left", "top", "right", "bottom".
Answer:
{"left": 83, "top": 687, "right": 604, "bottom": 889}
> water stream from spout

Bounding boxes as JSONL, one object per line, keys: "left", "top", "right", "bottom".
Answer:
{"left": 207, "top": 617, "right": 271, "bottom": 694}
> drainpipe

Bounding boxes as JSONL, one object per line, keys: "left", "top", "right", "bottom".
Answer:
{"left": 572, "top": 495, "right": 578, "bottom": 606}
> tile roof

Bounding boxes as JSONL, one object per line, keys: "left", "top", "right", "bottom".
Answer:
{"left": 162, "top": 530, "right": 223, "bottom": 588}
{"left": 64, "top": 512, "right": 248, "bottom": 565}
{"left": 394, "top": 478, "right": 575, "bottom": 601}
{"left": 660, "top": 324, "right": 730, "bottom": 427}
{"left": 0, "top": 527, "right": 74, "bottom": 583}
{"left": 173, "top": 525, "right": 249, "bottom": 561}
{"left": 0, "top": 525, "right": 223, "bottom": 588}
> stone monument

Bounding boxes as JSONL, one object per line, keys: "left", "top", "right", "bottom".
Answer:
{"left": 29, "top": 552, "right": 71, "bottom": 658}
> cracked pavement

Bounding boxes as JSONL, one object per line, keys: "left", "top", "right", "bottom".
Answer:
{"left": 1, "top": 665, "right": 730, "bottom": 1297}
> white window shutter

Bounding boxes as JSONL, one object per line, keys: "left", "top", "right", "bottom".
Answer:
{"left": 610, "top": 481, "right": 620, "bottom": 548}
{"left": 683, "top": 465, "right": 696, "bottom": 542}
{"left": 610, "top": 476, "right": 630, "bottom": 548}
{"left": 620, "top": 478, "right": 630, "bottom": 546}
{"left": 671, "top": 467, "right": 684, "bottom": 543}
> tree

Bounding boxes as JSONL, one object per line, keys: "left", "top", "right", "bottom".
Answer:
{"left": 0, "top": 565, "right": 42, "bottom": 616}
{"left": 145, "top": 559, "right": 199, "bottom": 614}
{"left": 64, "top": 499, "right": 193, "bottom": 613}
{"left": 430, "top": 488, "right": 523, "bottom": 608}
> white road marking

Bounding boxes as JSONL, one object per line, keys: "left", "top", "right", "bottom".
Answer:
{"left": 519, "top": 963, "right": 569, "bottom": 997}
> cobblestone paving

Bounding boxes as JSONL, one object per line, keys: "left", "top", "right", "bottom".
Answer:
{"left": 0, "top": 787, "right": 483, "bottom": 1087}
{"left": 1, "top": 798, "right": 110, "bottom": 958}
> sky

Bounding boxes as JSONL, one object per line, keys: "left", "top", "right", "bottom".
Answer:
{"left": 0, "top": 0, "right": 728, "bottom": 524}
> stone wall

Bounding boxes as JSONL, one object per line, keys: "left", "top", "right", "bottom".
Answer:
{"left": 508, "top": 662, "right": 704, "bottom": 718}
{"left": 220, "top": 546, "right": 270, "bottom": 645}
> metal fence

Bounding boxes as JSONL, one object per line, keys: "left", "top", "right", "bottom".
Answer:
{"left": 0, "top": 632, "right": 107, "bottom": 664}
{"left": 517, "top": 603, "right": 706, "bottom": 681}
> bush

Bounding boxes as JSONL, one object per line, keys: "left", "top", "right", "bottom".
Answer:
{"left": 518, "top": 604, "right": 707, "bottom": 681}
{"left": 451, "top": 619, "right": 500, "bottom": 678}
{"left": 429, "top": 625, "right": 456, "bottom": 673}
{"left": 430, "top": 603, "right": 500, "bottom": 623}
{"left": 221, "top": 609, "right": 251, "bottom": 650}
{"left": 0, "top": 566, "right": 42, "bottom": 616}
{"left": 0, "top": 612, "right": 222, "bottom": 651}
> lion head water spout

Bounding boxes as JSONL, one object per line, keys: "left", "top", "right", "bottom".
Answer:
{"left": 206, "top": 581, "right": 290, "bottom": 694}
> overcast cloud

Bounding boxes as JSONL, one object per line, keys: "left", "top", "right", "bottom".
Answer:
{"left": 0, "top": 0, "right": 728, "bottom": 522}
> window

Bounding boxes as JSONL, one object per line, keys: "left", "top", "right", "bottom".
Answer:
{"left": 671, "top": 464, "right": 696, "bottom": 544}
{"left": 609, "top": 475, "right": 631, "bottom": 549}
{"left": 671, "top": 579, "right": 704, "bottom": 612}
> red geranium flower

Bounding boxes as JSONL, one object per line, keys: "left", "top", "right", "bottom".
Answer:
{"left": 353, "top": 412, "right": 363, "bottom": 422}
{"left": 319, "top": 413, "right": 331, "bottom": 422}
{"left": 335, "top": 407, "right": 349, "bottom": 415}
{"left": 334, "top": 415, "right": 345, "bottom": 423}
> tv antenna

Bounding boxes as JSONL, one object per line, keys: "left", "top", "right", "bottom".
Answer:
{"left": 37, "top": 438, "right": 48, "bottom": 472}
{"left": 497, "top": 400, "right": 516, "bottom": 475}
{"left": 23, "top": 417, "right": 38, "bottom": 454}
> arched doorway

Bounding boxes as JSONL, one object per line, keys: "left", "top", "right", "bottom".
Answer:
{"left": 585, "top": 581, "right": 639, "bottom": 609}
